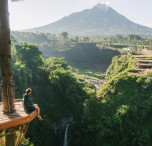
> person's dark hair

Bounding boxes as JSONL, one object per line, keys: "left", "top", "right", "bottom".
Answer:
{"left": 26, "top": 88, "right": 32, "bottom": 94}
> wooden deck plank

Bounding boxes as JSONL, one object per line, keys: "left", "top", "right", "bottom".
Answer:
{"left": 0, "top": 99, "right": 38, "bottom": 131}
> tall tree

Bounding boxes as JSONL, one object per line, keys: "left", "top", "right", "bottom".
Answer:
{"left": 0, "top": 0, "right": 20, "bottom": 145}
{"left": 61, "top": 32, "right": 68, "bottom": 39}
{"left": 0, "top": 0, "right": 15, "bottom": 113}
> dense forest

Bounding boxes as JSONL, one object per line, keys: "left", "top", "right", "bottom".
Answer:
{"left": 3, "top": 32, "right": 152, "bottom": 146}
{"left": 10, "top": 41, "right": 96, "bottom": 146}
{"left": 11, "top": 32, "right": 121, "bottom": 72}
{"left": 69, "top": 55, "right": 152, "bottom": 146}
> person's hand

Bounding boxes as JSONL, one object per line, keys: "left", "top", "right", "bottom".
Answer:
{"left": 34, "top": 104, "right": 38, "bottom": 108}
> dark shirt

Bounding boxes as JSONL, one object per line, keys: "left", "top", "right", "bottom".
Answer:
{"left": 23, "top": 93, "right": 36, "bottom": 113}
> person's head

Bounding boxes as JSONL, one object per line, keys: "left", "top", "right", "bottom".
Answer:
{"left": 26, "top": 88, "right": 32, "bottom": 95}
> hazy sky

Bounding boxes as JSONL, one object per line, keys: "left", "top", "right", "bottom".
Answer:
{"left": 8, "top": 0, "right": 152, "bottom": 30}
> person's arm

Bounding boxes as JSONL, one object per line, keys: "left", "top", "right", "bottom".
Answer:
{"left": 24, "top": 97, "right": 36, "bottom": 112}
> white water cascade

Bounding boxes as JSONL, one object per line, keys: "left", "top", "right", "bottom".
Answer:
{"left": 63, "top": 124, "right": 69, "bottom": 146}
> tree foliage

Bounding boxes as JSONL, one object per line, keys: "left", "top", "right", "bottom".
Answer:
{"left": 69, "top": 55, "right": 152, "bottom": 146}
{"left": 106, "top": 55, "right": 136, "bottom": 80}
{"left": 10, "top": 41, "right": 95, "bottom": 146}
{"left": 9, "top": 33, "right": 152, "bottom": 146}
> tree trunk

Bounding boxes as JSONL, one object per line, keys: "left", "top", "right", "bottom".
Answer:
{"left": 0, "top": 0, "right": 15, "bottom": 113}
{"left": 6, "top": 133, "right": 16, "bottom": 146}
{"left": 0, "top": 0, "right": 16, "bottom": 145}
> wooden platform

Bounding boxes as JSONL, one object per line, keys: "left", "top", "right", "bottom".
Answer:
{"left": 0, "top": 99, "right": 38, "bottom": 131}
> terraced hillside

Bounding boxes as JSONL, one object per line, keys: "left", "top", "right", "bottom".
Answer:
{"left": 132, "top": 55, "right": 152, "bottom": 74}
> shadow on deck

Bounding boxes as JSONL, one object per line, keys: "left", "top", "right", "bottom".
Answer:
{"left": 0, "top": 99, "right": 38, "bottom": 131}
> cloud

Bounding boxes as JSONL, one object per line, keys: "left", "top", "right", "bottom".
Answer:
{"left": 145, "top": 23, "right": 152, "bottom": 28}
{"left": 101, "top": 0, "right": 110, "bottom": 6}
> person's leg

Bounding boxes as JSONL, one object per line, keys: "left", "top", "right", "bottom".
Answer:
{"left": 35, "top": 106, "right": 43, "bottom": 121}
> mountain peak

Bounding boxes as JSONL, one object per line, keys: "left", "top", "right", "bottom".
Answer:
{"left": 93, "top": 3, "right": 110, "bottom": 11}
{"left": 27, "top": 3, "right": 152, "bottom": 35}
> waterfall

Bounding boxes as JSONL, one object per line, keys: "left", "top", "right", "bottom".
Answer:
{"left": 63, "top": 124, "right": 69, "bottom": 146}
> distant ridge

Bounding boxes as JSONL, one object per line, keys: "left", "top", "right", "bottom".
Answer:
{"left": 26, "top": 3, "right": 152, "bottom": 35}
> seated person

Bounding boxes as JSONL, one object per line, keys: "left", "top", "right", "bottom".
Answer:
{"left": 23, "top": 88, "right": 43, "bottom": 121}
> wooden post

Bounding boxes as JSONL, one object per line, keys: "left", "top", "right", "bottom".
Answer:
{"left": 0, "top": 0, "right": 16, "bottom": 145}
{"left": 6, "top": 134, "right": 16, "bottom": 146}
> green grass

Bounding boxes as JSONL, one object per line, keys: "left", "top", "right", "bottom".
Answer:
{"left": 72, "top": 68, "right": 105, "bottom": 80}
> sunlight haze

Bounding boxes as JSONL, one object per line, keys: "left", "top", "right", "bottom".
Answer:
{"left": 8, "top": 0, "right": 152, "bottom": 30}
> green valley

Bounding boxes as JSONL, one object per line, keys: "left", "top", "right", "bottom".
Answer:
{"left": 1, "top": 1, "right": 152, "bottom": 146}
{"left": 7, "top": 32, "right": 152, "bottom": 146}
